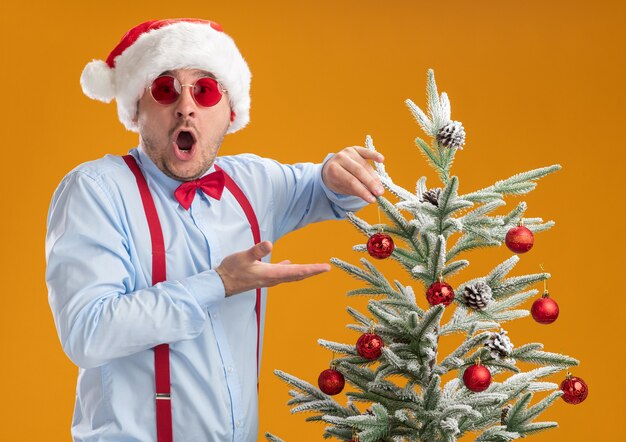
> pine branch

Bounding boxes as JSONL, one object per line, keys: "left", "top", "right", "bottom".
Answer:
{"left": 347, "top": 287, "right": 391, "bottom": 297}
{"left": 361, "top": 259, "right": 395, "bottom": 289}
{"left": 440, "top": 305, "right": 499, "bottom": 335}
{"left": 423, "top": 375, "right": 442, "bottom": 411}
{"left": 463, "top": 191, "right": 507, "bottom": 204}
{"left": 509, "top": 343, "right": 543, "bottom": 355}
{"left": 500, "top": 366, "right": 564, "bottom": 387}
{"left": 405, "top": 99, "right": 434, "bottom": 137}
{"left": 273, "top": 370, "right": 327, "bottom": 399}
{"left": 460, "top": 199, "right": 507, "bottom": 219}
{"left": 415, "top": 136, "right": 443, "bottom": 173}
{"left": 323, "top": 404, "right": 391, "bottom": 441}
{"left": 394, "top": 281, "right": 420, "bottom": 308}
{"left": 491, "top": 273, "right": 550, "bottom": 299}
{"left": 498, "top": 391, "right": 562, "bottom": 438}
{"left": 456, "top": 392, "right": 509, "bottom": 409}
{"left": 447, "top": 235, "right": 502, "bottom": 260}
{"left": 377, "top": 195, "right": 414, "bottom": 234}
{"left": 520, "top": 391, "right": 563, "bottom": 425}
{"left": 427, "top": 69, "right": 445, "bottom": 131}
{"left": 500, "top": 202, "right": 527, "bottom": 226}
{"left": 487, "top": 290, "right": 538, "bottom": 312}
{"left": 526, "top": 382, "right": 559, "bottom": 393}
{"left": 437, "top": 176, "right": 474, "bottom": 220}
{"left": 346, "top": 211, "right": 376, "bottom": 236}
{"left": 378, "top": 298, "right": 423, "bottom": 314}
{"left": 461, "top": 165, "right": 561, "bottom": 200}
{"left": 291, "top": 399, "right": 347, "bottom": 414}
{"left": 442, "top": 259, "right": 470, "bottom": 279}
{"left": 429, "top": 235, "right": 447, "bottom": 283}
{"left": 387, "top": 245, "right": 424, "bottom": 274}
{"left": 475, "top": 427, "right": 522, "bottom": 441}
{"left": 471, "top": 308, "right": 530, "bottom": 324}
{"left": 438, "top": 332, "right": 492, "bottom": 373}
{"left": 439, "top": 140, "right": 457, "bottom": 181}
{"left": 512, "top": 349, "right": 579, "bottom": 368}
{"left": 346, "top": 306, "right": 373, "bottom": 327}
{"left": 331, "top": 257, "right": 381, "bottom": 286}
{"left": 485, "top": 256, "right": 520, "bottom": 286}
{"left": 517, "top": 421, "right": 558, "bottom": 434}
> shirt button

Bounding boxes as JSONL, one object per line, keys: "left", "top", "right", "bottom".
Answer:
{"left": 211, "top": 312, "right": 218, "bottom": 319}
{"left": 236, "top": 420, "right": 242, "bottom": 428}
{"left": 227, "top": 366, "right": 233, "bottom": 373}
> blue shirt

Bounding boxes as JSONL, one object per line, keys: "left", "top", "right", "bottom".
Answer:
{"left": 45, "top": 146, "right": 368, "bottom": 441}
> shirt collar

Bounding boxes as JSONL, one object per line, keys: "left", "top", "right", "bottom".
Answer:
{"left": 132, "top": 145, "right": 217, "bottom": 197}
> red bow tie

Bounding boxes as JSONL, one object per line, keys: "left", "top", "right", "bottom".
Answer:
{"left": 174, "top": 170, "right": 225, "bottom": 210}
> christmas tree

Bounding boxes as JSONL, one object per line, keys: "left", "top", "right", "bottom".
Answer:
{"left": 265, "top": 70, "right": 587, "bottom": 442}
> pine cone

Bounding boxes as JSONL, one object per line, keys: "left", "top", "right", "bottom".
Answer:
{"left": 420, "top": 187, "right": 442, "bottom": 206}
{"left": 486, "top": 329, "right": 514, "bottom": 359}
{"left": 437, "top": 120, "right": 466, "bottom": 150}
{"left": 501, "top": 404, "right": 512, "bottom": 425}
{"left": 462, "top": 281, "right": 493, "bottom": 310}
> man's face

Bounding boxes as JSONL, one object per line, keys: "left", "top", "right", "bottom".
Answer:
{"left": 134, "top": 68, "right": 232, "bottom": 181}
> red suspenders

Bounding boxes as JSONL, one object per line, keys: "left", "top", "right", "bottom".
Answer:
{"left": 122, "top": 155, "right": 262, "bottom": 442}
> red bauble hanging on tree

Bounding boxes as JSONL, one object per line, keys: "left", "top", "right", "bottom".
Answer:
{"left": 356, "top": 332, "right": 384, "bottom": 360}
{"left": 463, "top": 359, "right": 492, "bottom": 392}
{"left": 560, "top": 372, "right": 588, "bottom": 404}
{"left": 531, "top": 290, "right": 559, "bottom": 324}
{"left": 426, "top": 275, "right": 455, "bottom": 307}
{"left": 366, "top": 232, "right": 395, "bottom": 259}
{"left": 505, "top": 221, "right": 534, "bottom": 253}
{"left": 318, "top": 367, "right": 345, "bottom": 396}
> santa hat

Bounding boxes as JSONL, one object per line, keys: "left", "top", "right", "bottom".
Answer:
{"left": 80, "top": 18, "right": 251, "bottom": 134}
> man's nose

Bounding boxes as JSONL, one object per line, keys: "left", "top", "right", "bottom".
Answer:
{"left": 175, "top": 85, "right": 196, "bottom": 118}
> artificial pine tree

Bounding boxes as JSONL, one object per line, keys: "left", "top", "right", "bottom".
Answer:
{"left": 265, "top": 69, "right": 586, "bottom": 442}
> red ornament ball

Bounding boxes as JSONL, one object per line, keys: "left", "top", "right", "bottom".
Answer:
{"left": 505, "top": 224, "right": 534, "bottom": 253}
{"left": 356, "top": 333, "right": 384, "bottom": 360}
{"left": 463, "top": 362, "right": 492, "bottom": 392}
{"left": 366, "top": 233, "right": 395, "bottom": 259}
{"left": 531, "top": 291, "right": 559, "bottom": 324}
{"left": 426, "top": 280, "right": 455, "bottom": 307}
{"left": 561, "top": 374, "right": 588, "bottom": 404}
{"left": 318, "top": 368, "right": 345, "bottom": 395}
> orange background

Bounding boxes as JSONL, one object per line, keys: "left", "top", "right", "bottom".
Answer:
{"left": 1, "top": 0, "right": 624, "bottom": 440}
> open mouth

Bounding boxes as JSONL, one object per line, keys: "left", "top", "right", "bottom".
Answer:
{"left": 176, "top": 131, "right": 195, "bottom": 151}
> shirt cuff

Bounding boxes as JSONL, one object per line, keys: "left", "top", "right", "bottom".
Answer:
{"left": 180, "top": 269, "right": 226, "bottom": 309}
{"left": 319, "top": 153, "right": 370, "bottom": 212}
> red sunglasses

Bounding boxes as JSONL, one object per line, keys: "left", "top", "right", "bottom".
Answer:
{"left": 148, "top": 75, "right": 227, "bottom": 107}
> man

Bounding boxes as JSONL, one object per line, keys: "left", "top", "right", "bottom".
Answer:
{"left": 46, "top": 18, "right": 384, "bottom": 441}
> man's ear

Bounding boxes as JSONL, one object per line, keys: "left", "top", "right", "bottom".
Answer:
{"left": 230, "top": 111, "right": 236, "bottom": 124}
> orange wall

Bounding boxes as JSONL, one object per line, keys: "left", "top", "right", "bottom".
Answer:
{"left": 2, "top": 0, "right": 623, "bottom": 440}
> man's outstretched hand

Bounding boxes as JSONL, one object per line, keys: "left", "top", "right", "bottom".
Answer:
{"left": 215, "top": 240, "right": 331, "bottom": 297}
{"left": 322, "top": 146, "right": 385, "bottom": 203}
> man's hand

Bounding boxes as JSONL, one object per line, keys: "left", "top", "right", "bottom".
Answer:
{"left": 322, "top": 146, "right": 385, "bottom": 203}
{"left": 215, "top": 240, "right": 331, "bottom": 297}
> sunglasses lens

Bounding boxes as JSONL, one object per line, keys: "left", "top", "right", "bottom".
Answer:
{"left": 193, "top": 77, "right": 222, "bottom": 107}
{"left": 151, "top": 76, "right": 179, "bottom": 104}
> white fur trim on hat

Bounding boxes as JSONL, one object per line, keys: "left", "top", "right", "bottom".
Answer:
{"left": 82, "top": 21, "right": 251, "bottom": 134}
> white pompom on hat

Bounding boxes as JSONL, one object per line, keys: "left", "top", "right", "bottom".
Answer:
{"left": 80, "top": 18, "right": 251, "bottom": 134}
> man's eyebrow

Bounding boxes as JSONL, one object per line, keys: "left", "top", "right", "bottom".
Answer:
{"left": 159, "top": 70, "right": 216, "bottom": 79}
